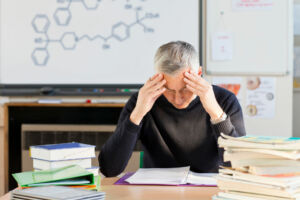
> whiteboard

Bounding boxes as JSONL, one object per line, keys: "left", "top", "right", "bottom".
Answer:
{"left": 0, "top": 0, "right": 199, "bottom": 85}
{"left": 203, "top": 0, "right": 292, "bottom": 75}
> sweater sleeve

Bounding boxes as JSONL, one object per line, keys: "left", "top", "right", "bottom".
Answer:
{"left": 211, "top": 92, "right": 246, "bottom": 139}
{"left": 99, "top": 93, "right": 142, "bottom": 177}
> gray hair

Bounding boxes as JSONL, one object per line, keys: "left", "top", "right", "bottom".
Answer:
{"left": 154, "top": 41, "right": 199, "bottom": 75}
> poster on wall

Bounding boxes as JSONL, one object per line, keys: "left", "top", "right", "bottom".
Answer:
{"left": 232, "top": 0, "right": 273, "bottom": 11}
{"left": 212, "top": 77, "right": 242, "bottom": 102}
{"left": 245, "top": 77, "right": 276, "bottom": 119}
{"left": 211, "top": 32, "right": 233, "bottom": 61}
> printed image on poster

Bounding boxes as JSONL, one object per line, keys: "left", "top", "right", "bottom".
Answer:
{"left": 212, "top": 77, "right": 242, "bottom": 102}
{"left": 246, "top": 77, "right": 276, "bottom": 119}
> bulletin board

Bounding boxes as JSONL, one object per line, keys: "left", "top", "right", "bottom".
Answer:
{"left": 202, "top": 0, "right": 292, "bottom": 75}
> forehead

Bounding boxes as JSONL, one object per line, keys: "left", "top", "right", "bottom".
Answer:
{"left": 163, "top": 68, "right": 189, "bottom": 90}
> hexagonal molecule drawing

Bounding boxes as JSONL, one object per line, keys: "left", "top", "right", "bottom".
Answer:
{"left": 32, "top": 48, "right": 49, "bottom": 66}
{"left": 54, "top": 8, "right": 71, "bottom": 26}
{"left": 32, "top": 15, "right": 50, "bottom": 33}
{"left": 31, "top": 0, "right": 159, "bottom": 66}
{"left": 112, "top": 22, "right": 130, "bottom": 41}
{"left": 82, "top": 0, "right": 101, "bottom": 10}
{"left": 60, "top": 32, "right": 78, "bottom": 50}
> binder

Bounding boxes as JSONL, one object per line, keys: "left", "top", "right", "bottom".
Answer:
{"left": 12, "top": 165, "right": 95, "bottom": 187}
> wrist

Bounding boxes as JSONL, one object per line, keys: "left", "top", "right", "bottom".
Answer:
{"left": 210, "top": 111, "right": 227, "bottom": 124}
{"left": 130, "top": 108, "right": 144, "bottom": 125}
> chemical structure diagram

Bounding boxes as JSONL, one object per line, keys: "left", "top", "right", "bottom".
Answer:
{"left": 31, "top": 0, "right": 159, "bottom": 66}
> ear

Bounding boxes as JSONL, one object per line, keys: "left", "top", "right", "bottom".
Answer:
{"left": 197, "top": 67, "right": 202, "bottom": 76}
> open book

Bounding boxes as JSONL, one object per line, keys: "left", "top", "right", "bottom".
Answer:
{"left": 116, "top": 166, "right": 217, "bottom": 186}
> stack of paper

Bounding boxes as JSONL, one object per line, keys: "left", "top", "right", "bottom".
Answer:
{"left": 124, "top": 166, "right": 217, "bottom": 186}
{"left": 213, "top": 133, "right": 300, "bottom": 200}
{"left": 30, "top": 142, "right": 99, "bottom": 176}
{"left": 11, "top": 186, "right": 105, "bottom": 200}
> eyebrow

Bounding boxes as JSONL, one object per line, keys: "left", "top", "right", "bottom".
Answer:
{"left": 165, "top": 86, "right": 187, "bottom": 92}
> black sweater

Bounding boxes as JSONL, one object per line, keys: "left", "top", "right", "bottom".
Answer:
{"left": 99, "top": 85, "right": 246, "bottom": 177}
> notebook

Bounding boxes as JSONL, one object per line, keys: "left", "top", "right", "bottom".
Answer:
{"left": 115, "top": 167, "right": 217, "bottom": 186}
{"left": 12, "top": 165, "right": 95, "bottom": 187}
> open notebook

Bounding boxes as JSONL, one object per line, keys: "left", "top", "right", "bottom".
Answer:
{"left": 115, "top": 166, "right": 217, "bottom": 186}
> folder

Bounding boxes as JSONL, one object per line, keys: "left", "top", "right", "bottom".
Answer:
{"left": 12, "top": 165, "right": 95, "bottom": 187}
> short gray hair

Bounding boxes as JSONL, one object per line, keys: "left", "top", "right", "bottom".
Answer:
{"left": 154, "top": 41, "right": 199, "bottom": 75}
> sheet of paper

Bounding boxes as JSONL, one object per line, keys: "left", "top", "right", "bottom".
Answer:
{"left": 294, "top": 4, "right": 300, "bottom": 35}
{"left": 212, "top": 77, "right": 242, "bottom": 102}
{"left": 186, "top": 172, "right": 217, "bottom": 186}
{"left": 125, "top": 166, "right": 190, "bottom": 185}
{"left": 232, "top": 0, "right": 273, "bottom": 11}
{"left": 246, "top": 77, "right": 276, "bottom": 119}
{"left": 211, "top": 32, "right": 233, "bottom": 61}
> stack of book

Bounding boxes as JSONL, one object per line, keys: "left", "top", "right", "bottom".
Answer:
{"left": 30, "top": 142, "right": 99, "bottom": 176}
{"left": 213, "top": 133, "right": 300, "bottom": 200}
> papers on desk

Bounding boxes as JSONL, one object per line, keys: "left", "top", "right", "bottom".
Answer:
{"left": 122, "top": 167, "right": 217, "bottom": 186}
{"left": 11, "top": 186, "right": 105, "bottom": 200}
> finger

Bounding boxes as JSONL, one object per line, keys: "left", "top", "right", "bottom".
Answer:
{"left": 146, "top": 73, "right": 164, "bottom": 88}
{"left": 147, "top": 73, "right": 159, "bottom": 83}
{"left": 186, "top": 84, "right": 198, "bottom": 94}
{"left": 151, "top": 79, "right": 166, "bottom": 92}
{"left": 183, "top": 77, "right": 198, "bottom": 89}
{"left": 184, "top": 71, "right": 200, "bottom": 83}
{"left": 152, "top": 87, "right": 166, "bottom": 100}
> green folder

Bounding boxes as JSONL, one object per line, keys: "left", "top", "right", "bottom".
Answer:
{"left": 12, "top": 165, "right": 95, "bottom": 187}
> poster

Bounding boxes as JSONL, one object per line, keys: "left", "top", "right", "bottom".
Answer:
{"left": 232, "top": 0, "right": 273, "bottom": 11}
{"left": 212, "top": 77, "right": 242, "bottom": 102}
{"left": 211, "top": 32, "right": 233, "bottom": 61}
{"left": 246, "top": 77, "right": 276, "bottom": 119}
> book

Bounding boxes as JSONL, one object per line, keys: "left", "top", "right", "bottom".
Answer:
{"left": 248, "top": 166, "right": 300, "bottom": 176}
{"left": 33, "top": 158, "right": 92, "bottom": 170}
{"left": 119, "top": 167, "right": 217, "bottom": 186}
{"left": 219, "top": 133, "right": 300, "bottom": 150}
{"left": 11, "top": 186, "right": 105, "bottom": 200}
{"left": 217, "top": 176, "right": 300, "bottom": 199}
{"left": 12, "top": 165, "right": 95, "bottom": 187}
{"left": 226, "top": 148, "right": 300, "bottom": 160}
{"left": 214, "top": 191, "right": 292, "bottom": 200}
{"left": 30, "top": 142, "right": 95, "bottom": 161}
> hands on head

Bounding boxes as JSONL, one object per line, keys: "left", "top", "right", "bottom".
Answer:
{"left": 183, "top": 69, "right": 223, "bottom": 120}
{"left": 130, "top": 73, "right": 166, "bottom": 125}
{"left": 130, "top": 67, "right": 224, "bottom": 125}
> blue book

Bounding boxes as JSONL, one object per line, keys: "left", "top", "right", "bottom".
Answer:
{"left": 30, "top": 142, "right": 95, "bottom": 161}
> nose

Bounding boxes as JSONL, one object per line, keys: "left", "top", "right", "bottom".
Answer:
{"left": 174, "top": 92, "right": 183, "bottom": 105}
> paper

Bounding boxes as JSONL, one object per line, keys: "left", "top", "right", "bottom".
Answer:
{"left": 294, "top": 47, "right": 300, "bottom": 78}
{"left": 124, "top": 167, "right": 217, "bottom": 186}
{"left": 232, "top": 0, "right": 273, "bottom": 11}
{"left": 245, "top": 77, "right": 276, "bottom": 119}
{"left": 125, "top": 167, "right": 190, "bottom": 185}
{"left": 294, "top": 4, "right": 300, "bottom": 35}
{"left": 211, "top": 32, "right": 233, "bottom": 61}
{"left": 186, "top": 172, "right": 217, "bottom": 186}
{"left": 212, "top": 77, "right": 242, "bottom": 102}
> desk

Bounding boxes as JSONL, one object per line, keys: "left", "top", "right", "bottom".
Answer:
{"left": 0, "top": 177, "right": 219, "bottom": 200}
